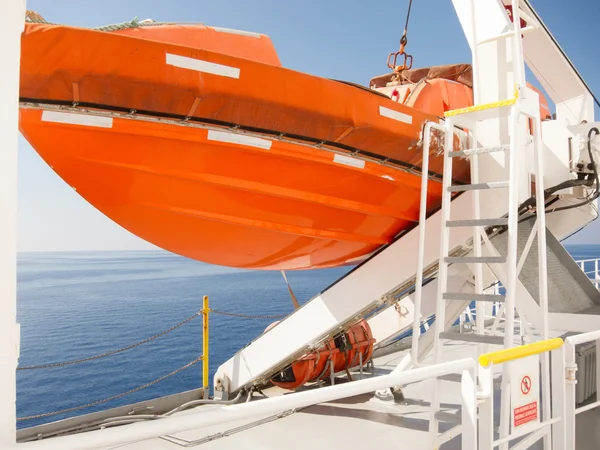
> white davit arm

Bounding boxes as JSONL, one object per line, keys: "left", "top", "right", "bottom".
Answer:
{"left": 510, "top": 0, "right": 596, "bottom": 124}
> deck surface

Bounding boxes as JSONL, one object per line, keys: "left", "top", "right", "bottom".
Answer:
{"left": 100, "top": 335, "right": 600, "bottom": 450}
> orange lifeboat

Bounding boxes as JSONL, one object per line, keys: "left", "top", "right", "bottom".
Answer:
{"left": 19, "top": 20, "right": 479, "bottom": 270}
{"left": 270, "top": 320, "right": 375, "bottom": 390}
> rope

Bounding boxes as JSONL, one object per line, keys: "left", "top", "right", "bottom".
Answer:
{"left": 18, "top": 311, "right": 201, "bottom": 370}
{"left": 25, "top": 10, "right": 48, "bottom": 23}
{"left": 209, "top": 309, "right": 288, "bottom": 320}
{"left": 94, "top": 17, "right": 175, "bottom": 32}
{"left": 24, "top": 11, "right": 174, "bottom": 31}
{"left": 17, "top": 355, "right": 203, "bottom": 421}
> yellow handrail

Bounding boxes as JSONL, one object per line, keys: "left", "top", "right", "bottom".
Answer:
{"left": 479, "top": 337, "right": 563, "bottom": 367}
{"left": 202, "top": 295, "right": 210, "bottom": 398}
{"left": 444, "top": 85, "right": 520, "bottom": 117}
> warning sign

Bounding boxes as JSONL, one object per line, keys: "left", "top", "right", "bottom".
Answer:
{"left": 510, "top": 355, "right": 540, "bottom": 433}
{"left": 514, "top": 401, "right": 538, "bottom": 427}
{"left": 520, "top": 376, "right": 532, "bottom": 395}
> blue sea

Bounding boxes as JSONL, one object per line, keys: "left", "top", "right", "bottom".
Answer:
{"left": 17, "top": 251, "right": 350, "bottom": 428}
{"left": 16, "top": 244, "right": 599, "bottom": 428}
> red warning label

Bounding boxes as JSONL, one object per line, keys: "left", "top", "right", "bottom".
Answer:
{"left": 513, "top": 401, "right": 538, "bottom": 427}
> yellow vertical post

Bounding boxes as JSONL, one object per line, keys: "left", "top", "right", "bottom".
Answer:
{"left": 202, "top": 295, "right": 209, "bottom": 399}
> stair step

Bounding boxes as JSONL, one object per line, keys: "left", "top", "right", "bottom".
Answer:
{"left": 477, "top": 29, "right": 517, "bottom": 45}
{"left": 438, "top": 373, "right": 462, "bottom": 383}
{"left": 443, "top": 293, "right": 506, "bottom": 302}
{"left": 449, "top": 145, "right": 509, "bottom": 158}
{"left": 477, "top": 22, "right": 538, "bottom": 46}
{"left": 439, "top": 332, "right": 504, "bottom": 345}
{"left": 444, "top": 256, "right": 506, "bottom": 264}
{"left": 434, "top": 411, "right": 462, "bottom": 424}
{"left": 446, "top": 218, "right": 508, "bottom": 228}
{"left": 448, "top": 181, "right": 509, "bottom": 192}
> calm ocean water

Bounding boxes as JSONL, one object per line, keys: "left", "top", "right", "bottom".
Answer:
{"left": 16, "top": 244, "right": 599, "bottom": 428}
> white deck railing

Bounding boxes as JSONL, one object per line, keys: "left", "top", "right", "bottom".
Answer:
{"left": 563, "top": 330, "right": 600, "bottom": 449}
{"left": 477, "top": 338, "right": 566, "bottom": 450}
{"left": 575, "top": 257, "right": 600, "bottom": 290}
{"left": 8, "top": 358, "right": 477, "bottom": 450}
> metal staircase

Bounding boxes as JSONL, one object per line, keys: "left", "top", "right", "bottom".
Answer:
{"left": 425, "top": 0, "right": 551, "bottom": 447}
{"left": 427, "top": 90, "right": 548, "bottom": 447}
{"left": 433, "top": 87, "right": 539, "bottom": 349}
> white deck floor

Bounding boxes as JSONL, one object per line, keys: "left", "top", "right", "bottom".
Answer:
{"left": 100, "top": 335, "right": 599, "bottom": 450}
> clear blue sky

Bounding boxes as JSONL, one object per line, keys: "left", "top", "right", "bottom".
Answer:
{"left": 18, "top": 0, "right": 600, "bottom": 251}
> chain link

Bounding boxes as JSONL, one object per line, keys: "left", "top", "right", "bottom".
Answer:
{"left": 209, "top": 309, "right": 288, "bottom": 320}
{"left": 17, "top": 355, "right": 203, "bottom": 421}
{"left": 18, "top": 312, "right": 201, "bottom": 370}
{"left": 18, "top": 307, "right": 288, "bottom": 371}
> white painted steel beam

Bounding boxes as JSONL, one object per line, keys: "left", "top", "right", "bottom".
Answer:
{"left": 514, "top": 0, "right": 595, "bottom": 124}
{"left": 455, "top": 0, "right": 595, "bottom": 124}
{"left": 0, "top": 1, "right": 25, "bottom": 446}
{"left": 548, "top": 313, "right": 600, "bottom": 333}
{"left": 368, "top": 275, "right": 473, "bottom": 349}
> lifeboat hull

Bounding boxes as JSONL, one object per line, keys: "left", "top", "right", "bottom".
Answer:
{"left": 21, "top": 108, "right": 440, "bottom": 269}
{"left": 19, "top": 23, "right": 471, "bottom": 270}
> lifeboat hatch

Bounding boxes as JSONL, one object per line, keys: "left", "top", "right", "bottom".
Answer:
{"left": 271, "top": 366, "right": 296, "bottom": 384}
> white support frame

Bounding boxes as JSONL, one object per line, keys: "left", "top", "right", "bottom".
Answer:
{"left": 448, "top": 1, "right": 558, "bottom": 448}
{"left": 412, "top": 121, "right": 447, "bottom": 367}
{"left": 428, "top": 117, "right": 456, "bottom": 447}
{"left": 0, "top": 1, "right": 26, "bottom": 447}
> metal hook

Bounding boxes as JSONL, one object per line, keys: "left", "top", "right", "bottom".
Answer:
{"left": 386, "top": 50, "right": 413, "bottom": 72}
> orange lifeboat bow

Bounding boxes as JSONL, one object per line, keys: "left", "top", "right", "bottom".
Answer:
{"left": 19, "top": 20, "right": 518, "bottom": 270}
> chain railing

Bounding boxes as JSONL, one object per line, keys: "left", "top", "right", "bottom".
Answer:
{"left": 19, "top": 304, "right": 289, "bottom": 371}
{"left": 17, "top": 311, "right": 202, "bottom": 371}
{"left": 17, "top": 355, "right": 203, "bottom": 421}
{"left": 209, "top": 309, "right": 288, "bottom": 320}
{"left": 17, "top": 296, "right": 292, "bottom": 422}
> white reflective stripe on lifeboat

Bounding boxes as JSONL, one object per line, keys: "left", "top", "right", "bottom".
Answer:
{"left": 41, "top": 111, "right": 113, "bottom": 128}
{"left": 211, "top": 27, "right": 261, "bottom": 38}
{"left": 207, "top": 130, "right": 272, "bottom": 149}
{"left": 379, "top": 106, "right": 413, "bottom": 124}
{"left": 166, "top": 53, "right": 240, "bottom": 79}
{"left": 333, "top": 154, "right": 365, "bottom": 169}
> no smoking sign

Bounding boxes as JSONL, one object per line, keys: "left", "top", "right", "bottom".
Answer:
{"left": 511, "top": 356, "right": 540, "bottom": 432}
